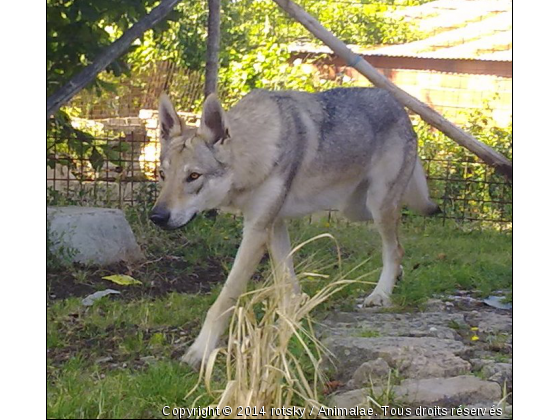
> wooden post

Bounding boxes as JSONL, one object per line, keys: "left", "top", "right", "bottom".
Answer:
{"left": 204, "top": 0, "right": 221, "bottom": 98}
{"left": 273, "top": 0, "right": 512, "bottom": 180}
{"left": 46, "top": 0, "right": 182, "bottom": 119}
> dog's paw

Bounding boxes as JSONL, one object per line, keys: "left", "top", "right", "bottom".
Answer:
{"left": 364, "top": 290, "right": 393, "bottom": 307}
{"left": 180, "top": 344, "right": 205, "bottom": 370}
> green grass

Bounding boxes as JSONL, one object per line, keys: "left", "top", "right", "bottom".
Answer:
{"left": 47, "top": 293, "right": 219, "bottom": 419}
{"left": 47, "top": 212, "right": 512, "bottom": 419}
{"left": 356, "top": 329, "right": 382, "bottom": 338}
{"left": 287, "top": 216, "right": 512, "bottom": 310}
{"left": 47, "top": 359, "right": 211, "bottom": 419}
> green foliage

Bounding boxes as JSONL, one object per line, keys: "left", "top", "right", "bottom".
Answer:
{"left": 47, "top": 0, "right": 177, "bottom": 97}
{"left": 47, "top": 0, "right": 178, "bottom": 172}
{"left": 47, "top": 108, "right": 131, "bottom": 179}
{"left": 416, "top": 103, "right": 512, "bottom": 161}
{"left": 47, "top": 110, "right": 94, "bottom": 170}
{"left": 279, "top": 0, "right": 428, "bottom": 46}
{"left": 176, "top": 0, "right": 431, "bottom": 105}
{"left": 52, "top": 0, "right": 433, "bottom": 121}
{"left": 412, "top": 103, "right": 512, "bottom": 225}
{"left": 219, "top": 42, "right": 345, "bottom": 106}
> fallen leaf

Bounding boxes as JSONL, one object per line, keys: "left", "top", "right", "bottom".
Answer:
{"left": 102, "top": 274, "right": 142, "bottom": 286}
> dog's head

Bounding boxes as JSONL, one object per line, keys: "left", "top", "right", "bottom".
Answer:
{"left": 150, "top": 93, "right": 233, "bottom": 229}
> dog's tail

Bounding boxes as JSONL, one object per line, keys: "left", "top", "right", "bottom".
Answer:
{"left": 403, "top": 158, "right": 441, "bottom": 216}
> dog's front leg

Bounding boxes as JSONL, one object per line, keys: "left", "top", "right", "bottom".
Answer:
{"left": 268, "top": 219, "right": 300, "bottom": 294}
{"left": 182, "top": 225, "right": 268, "bottom": 369}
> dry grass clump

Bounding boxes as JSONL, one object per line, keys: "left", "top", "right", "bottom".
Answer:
{"left": 189, "top": 234, "right": 359, "bottom": 418}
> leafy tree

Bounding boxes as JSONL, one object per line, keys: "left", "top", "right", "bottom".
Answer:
{"left": 47, "top": 0, "right": 179, "bottom": 173}
{"left": 414, "top": 102, "right": 512, "bottom": 223}
{"left": 47, "top": 0, "right": 180, "bottom": 97}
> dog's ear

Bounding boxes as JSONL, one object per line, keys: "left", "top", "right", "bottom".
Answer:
{"left": 158, "top": 93, "right": 183, "bottom": 141}
{"left": 199, "top": 94, "right": 228, "bottom": 144}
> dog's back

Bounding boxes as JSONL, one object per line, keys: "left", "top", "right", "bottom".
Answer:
{"left": 230, "top": 87, "right": 415, "bottom": 173}
{"left": 228, "top": 88, "right": 431, "bottom": 217}
{"left": 313, "top": 87, "right": 416, "bottom": 169}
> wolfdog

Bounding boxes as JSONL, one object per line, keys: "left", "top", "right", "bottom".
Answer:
{"left": 150, "top": 88, "right": 439, "bottom": 367}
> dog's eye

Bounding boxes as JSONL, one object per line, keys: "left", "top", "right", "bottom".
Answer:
{"left": 159, "top": 170, "right": 165, "bottom": 181}
{"left": 187, "top": 172, "right": 201, "bottom": 182}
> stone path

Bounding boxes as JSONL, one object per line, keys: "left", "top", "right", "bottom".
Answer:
{"left": 319, "top": 292, "right": 512, "bottom": 418}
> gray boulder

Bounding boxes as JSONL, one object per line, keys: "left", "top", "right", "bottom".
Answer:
{"left": 48, "top": 206, "right": 144, "bottom": 266}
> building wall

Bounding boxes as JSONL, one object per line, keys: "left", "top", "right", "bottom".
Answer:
{"left": 349, "top": 67, "right": 512, "bottom": 127}
{"left": 301, "top": 55, "right": 512, "bottom": 127}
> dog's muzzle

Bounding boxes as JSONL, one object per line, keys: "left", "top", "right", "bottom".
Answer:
{"left": 149, "top": 207, "right": 198, "bottom": 229}
{"left": 149, "top": 207, "right": 171, "bottom": 227}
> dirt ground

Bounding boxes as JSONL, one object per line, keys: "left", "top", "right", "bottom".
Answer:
{"left": 47, "top": 256, "right": 227, "bottom": 302}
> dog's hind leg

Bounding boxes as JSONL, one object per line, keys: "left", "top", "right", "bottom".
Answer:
{"left": 363, "top": 195, "right": 404, "bottom": 307}
{"left": 182, "top": 225, "right": 268, "bottom": 368}
{"left": 363, "top": 138, "right": 415, "bottom": 307}
{"left": 268, "top": 219, "right": 300, "bottom": 294}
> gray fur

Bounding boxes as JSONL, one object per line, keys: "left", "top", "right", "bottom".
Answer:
{"left": 151, "top": 88, "right": 439, "bottom": 369}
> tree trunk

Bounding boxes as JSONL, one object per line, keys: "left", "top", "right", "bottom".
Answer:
{"left": 46, "top": 0, "right": 182, "bottom": 119}
{"left": 273, "top": 0, "right": 512, "bottom": 181}
{"left": 204, "top": 0, "right": 221, "bottom": 98}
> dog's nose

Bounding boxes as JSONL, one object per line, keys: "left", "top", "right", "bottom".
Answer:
{"left": 149, "top": 208, "right": 170, "bottom": 227}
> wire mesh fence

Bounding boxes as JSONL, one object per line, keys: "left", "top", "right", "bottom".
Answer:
{"left": 46, "top": 129, "right": 512, "bottom": 230}
{"left": 71, "top": 62, "right": 205, "bottom": 120}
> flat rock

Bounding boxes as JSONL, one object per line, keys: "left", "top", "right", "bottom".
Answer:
{"left": 320, "top": 311, "right": 467, "bottom": 341}
{"left": 394, "top": 375, "right": 502, "bottom": 408}
{"left": 48, "top": 206, "right": 144, "bottom": 266}
{"left": 331, "top": 377, "right": 503, "bottom": 415}
{"left": 325, "top": 336, "right": 469, "bottom": 383}
{"left": 320, "top": 304, "right": 512, "bottom": 415}
{"left": 465, "top": 311, "right": 512, "bottom": 334}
